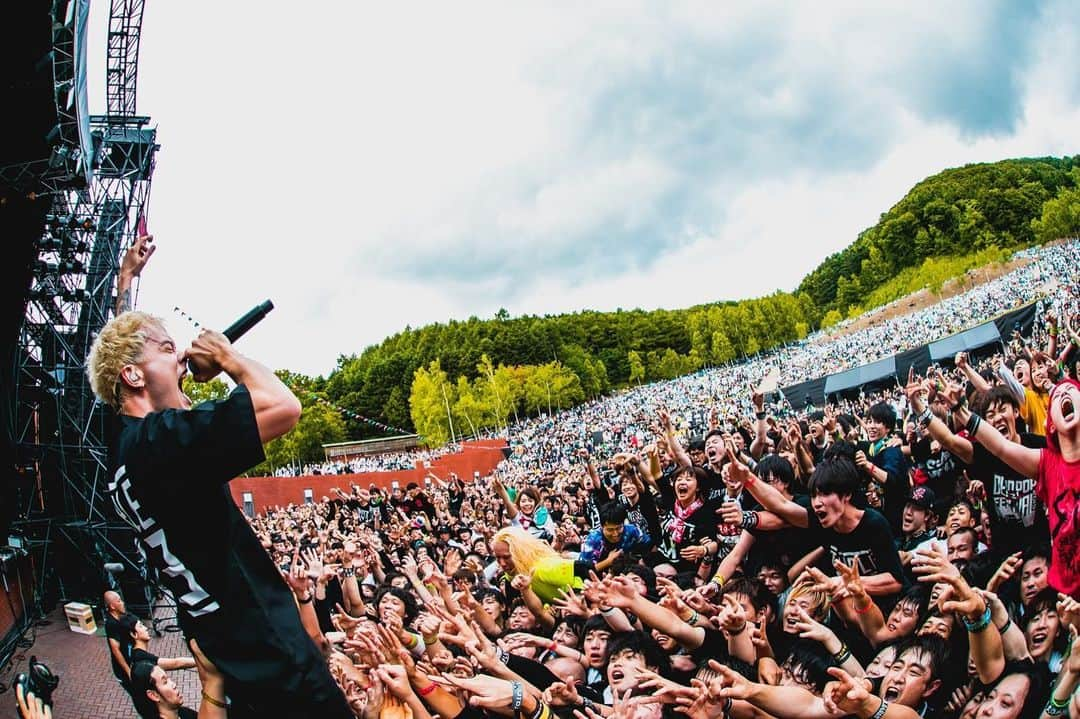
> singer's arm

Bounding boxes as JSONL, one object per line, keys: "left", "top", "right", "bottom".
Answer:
{"left": 184, "top": 331, "right": 301, "bottom": 443}
{"left": 115, "top": 234, "right": 155, "bottom": 314}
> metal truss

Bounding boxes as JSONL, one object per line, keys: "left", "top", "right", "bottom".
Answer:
{"left": 11, "top": 0, "right": 158, "bottom": 610}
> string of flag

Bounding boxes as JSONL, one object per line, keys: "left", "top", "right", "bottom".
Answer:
{"left": 173, "top": 305, "right": 413, "bottom": 437}
{"left": 306, "top": 393, "right": 412, "bottom": 436}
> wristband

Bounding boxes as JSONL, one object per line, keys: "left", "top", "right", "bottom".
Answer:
{"left": 755, "top": 411, "right": 767, "bottom": 421}
{"left": 962, "top": 606, "right": 992, "bottom": 633}
{"left": 687, "top": 610, "right": 699, "bottom": 626}
{"left": 712, "top": 573, "right": 727, "bottom": 587}
{"left": 965, "top": 413, "right": 982, "bottom": 436}
{"left": 728, "top": 622, "right": 747, "bottom": 635}
{"left": 870, "top": 699, "right": 888, "bottom": 719}
{"left": 202, "top": 691, "right": 227, "bottom": 709}
{"left": 423, "top": 635, "right": 438, "bottom": 645}
{"left": 404, "top": 632, "right": 418, "bottom": 648}
{"left": 853, "top": 598, "right": 874, "bottom": 615}
{"left": 498, "top": 647, "right": 510, "bottom": 665}
{"left": 950, "top": 396, "right": 967, "bottom": 413}
{"left": 997, "top": 618, "right": 1011, "bottom": 635}
{"left": 722, "top": 697, "right": 733, "bottom": 718}
{"left": 297, "top": 593, "right": 313, "bottom": 605}
{"left": 832, "top": 643, "right": 852, "bottom": 664}
{"left": 419, "top": 682, "right": 438, "bottom": 697}
{"left": 342, "top": 567, "right": 357, "bottom": 578}
{"left": 600, "top": 606, "right": 617, "bottom": 614}
{"left": 743, "top": 473, "right": 756, "bottom": 487}
{"left": 531, "top": 700, "right": 550, "bottom": 719}
{"left": 511, "top": 681, "right": 524, "bottom": 711}
{"left": 917, "top": 407, "right": 933, "bottom": 428}
{"left": 740, "top": 510, "right": 759, "bottom": 530}
{"left": 548, "top": 641, "right": 558, "bottom": 652}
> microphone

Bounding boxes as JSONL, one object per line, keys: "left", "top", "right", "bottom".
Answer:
{"left": 222, "top": 300, "right": 274, "bottom": 343}
{"left": 186, "top": 300, "right": 274, "bottom": 375}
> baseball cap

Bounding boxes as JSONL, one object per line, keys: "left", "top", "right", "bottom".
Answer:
{"left": 907, "top": 486, "right": 936, "bottom": 512}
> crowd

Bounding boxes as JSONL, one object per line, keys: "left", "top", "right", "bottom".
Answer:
{"left": 71, "top": 239, "right": 1080, "bottom": 719}
{"left": 272, "top": 445, "right": 462, "bottom": 477}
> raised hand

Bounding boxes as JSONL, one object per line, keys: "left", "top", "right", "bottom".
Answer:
{"left": 822, "top": 667, "right": 874, "bottom": 717}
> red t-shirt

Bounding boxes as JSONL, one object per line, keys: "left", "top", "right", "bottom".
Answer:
{"left": 1037, "top": 449, "right": 1080, "bottom": 599}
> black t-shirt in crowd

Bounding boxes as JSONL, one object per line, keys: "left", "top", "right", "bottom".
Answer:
{"left": 968, "top": 433, "right": 1049, "bottom": 557}
{"left": 107, "top": 387, "right": 352, "bottom": 716}
{"left": 105, "top": 612, "right": 134, "bottom": 682}
{"left": 805, "top": 505, "right": 905, "bottom": 591}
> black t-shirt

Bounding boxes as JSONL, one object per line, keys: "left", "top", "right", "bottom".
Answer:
{"left": 805, "top": 506, "right": 905, "bottom": 590}
{"left": 130, "top": 647, "right": 159, "bottom": 666}
{"left": 107, "top": 387, "right": 346, "bottom": 711}
{"left": 912, "top": 440, "right": 962, "bottom": 503}
{"left": 968, "top": 433, "right": 1050, "bottom": 557}
{"left": 105, "top": 612, "right": 134, "bottom": 682}
{"left": 656, "top": 492, "right": 721, "bottom": 572}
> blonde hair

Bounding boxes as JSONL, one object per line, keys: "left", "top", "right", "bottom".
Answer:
{"left": 785, "top": 580, "right": 830, "bottom": 621}
{"left": 491, "top": 526, "right": 560, "bottom": 577}
{"left": 86, "top": 311, "right": 161, "bottom": 410}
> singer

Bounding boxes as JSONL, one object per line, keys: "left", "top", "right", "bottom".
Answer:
{"left": 86, "top": 311, "right": 353, "bottom": 719}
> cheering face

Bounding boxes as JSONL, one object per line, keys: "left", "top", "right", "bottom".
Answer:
{"left": 918, "top": 614, "right": 954, "bottom": 641}
{"left": 880, "top": 648, "right": 940, "bottom": 708}
{"left": 810, "top": 492, "right": 844, "bottom": 529}
{"left": 607, "top": 648, "right": 646, "bottom": 695}
{"left": 901, "top": 504, "right": 929, "bottom": 534}
{"left": 985, "top": 401, "right": 1018, "bottom": 438}
{"left": 1013, "top": 360, "right": 1031, "bottom": 387}
{"left": 651, "top": 630, "right": 678, "bottom": 652}
{"left": 947, "top": 532, "right": 977, "bottom": 563}
{"left": 378, "top": 592, "right": 406, "bottom": 621}
{"left": 673, "top": 470, "right": 699, "bottom": 505}
{"left": 602, "top": 523, "right": 625, "bottom": 545}
{"left": 865, "top": 645, "right": 897, "bottom": 679}
{"left": 885, "top": 599, "right": 919, "bottom": 637}
{"left": 1049, "top": 382, "right": 1080, "bottom": 438}
{"left": 480, "top": 594, "right": 504, "bottom": 620}
{"left": 551, "top": 622, "right": 580, "bottom": 649}
{"left": 1024, "top": 606, "right": 1060, "bottom": 661}
{"left": 582, "top": 628, "right": 611, "bottom": 669}
{"left": 1020, "top": 557, "right": 1049, "bottom": 605}
{"left": 757, "top": 567, "right": 787, "bottom": 596}
{"left": 945, "top": 504, "right": 976, "bottom": 536}
{"left": 518, "top": 494, "right": 537, "bottom": 516}
{"left": 976, "top": 673, "right": 1031, "bottom": 719}
{"left": 508, "top": 605, "right": 536, "bottom": 631}
{"left": 621, "top": 477, "right": 639, "bottom": 504}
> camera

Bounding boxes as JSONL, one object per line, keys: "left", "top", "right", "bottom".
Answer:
{"left": 14, "top": 656, "right": 59, "bottom": 708}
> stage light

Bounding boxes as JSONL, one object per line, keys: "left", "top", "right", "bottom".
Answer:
{"left": 32, "top": 258, "right": 85, "bottom": 277}
{"left": 45, "top": 214, "right": 94, "bottom": 231}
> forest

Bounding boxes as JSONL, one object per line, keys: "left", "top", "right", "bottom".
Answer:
{"left": 245, "top": 155, "right": 1080, "bottom": 458}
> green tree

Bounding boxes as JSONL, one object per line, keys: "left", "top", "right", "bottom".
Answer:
{"left": 255, "top": 394, "right": 346, "bottom": 475}
{"left": 409, "top": 360, "right": 455, "bottom": 446}
{"left": 1032, "top": 172, "right": 1080, "bottom": 243}
{"left": 627, "top": 351, "right": 645, "bottom": 385}
{"left": 181, "top": 376, "right": 230, "bottom": 405}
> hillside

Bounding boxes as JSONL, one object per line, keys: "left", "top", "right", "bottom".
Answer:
{"left": 319, "top": 155, "right": 1080, "bottom": 445}
{"left": 798, "top": 156, "right": 1080, "bottom": 315}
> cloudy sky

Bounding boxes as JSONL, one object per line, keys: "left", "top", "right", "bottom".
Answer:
{"left": 85, "top": 1, "right": 1080, "bottom": 376}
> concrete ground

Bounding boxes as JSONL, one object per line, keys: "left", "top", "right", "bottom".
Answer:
{"left": 1, "top": 604, "right": 200, "bottom": 719}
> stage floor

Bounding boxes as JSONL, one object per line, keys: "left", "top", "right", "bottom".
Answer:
{"left": 1, "top": 603, "right": 200, "bottom": 719}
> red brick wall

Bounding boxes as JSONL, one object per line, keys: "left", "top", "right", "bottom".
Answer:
{"left": 228, "top": 439, "right": 508, "bottom": 514}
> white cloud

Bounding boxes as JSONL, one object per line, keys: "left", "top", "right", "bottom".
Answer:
{"left": 82, "top": 0, "right": 1079, "bottom": 376}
